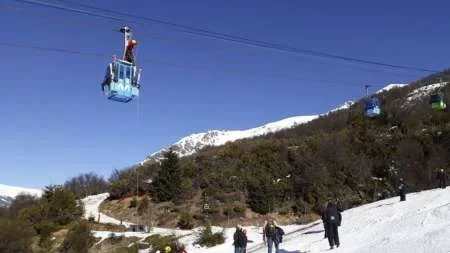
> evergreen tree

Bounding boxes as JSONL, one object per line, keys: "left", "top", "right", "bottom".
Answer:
{"left": 152, "top": 149, "right": 183, "bottom": 202}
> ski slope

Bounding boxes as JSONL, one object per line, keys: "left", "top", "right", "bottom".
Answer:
{"left": 80, "top": 193, "right": 134, "bottom": 227}
{"left": 250, "top": 187, "right": 450, "bottom": 253}
{"left": 88, "top": 187, "right": 450, "bottom": 253}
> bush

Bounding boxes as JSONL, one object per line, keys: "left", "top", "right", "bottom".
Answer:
{"left": 37, "top": 220, "right": 57, "bottom": 248}
{"left": 195, "top": 224, "right": 225, "bottom": 247}
{"left": 177, "top": 212, "right": 194, "bottom": 230}
{"left": 144, "top": 234, "right": 182, "bottom": 253}
{"left": 0, "top": 217, "right": 35, "bottom": 253}
{"left": 59, "top": 221, "right": 95, "bottom": 253}
{"left": 137, "top": 196, "right": 149, "bottom": 215}
{"left": 129, "top": 198, "right": 139, "bottom": 208}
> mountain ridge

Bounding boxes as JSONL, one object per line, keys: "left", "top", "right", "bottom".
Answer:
{"left": 142, "top": 83, "right": 408, "bottom": 163}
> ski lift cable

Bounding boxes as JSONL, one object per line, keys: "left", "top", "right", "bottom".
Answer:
{"left": 4, "top": 4, "right": 422, "bottom": 79}
{"left": 16, "top": 0, "right": 439, "bottom": 74}
{"left": 0, "top": 41, "right": 392, "bottom": 88}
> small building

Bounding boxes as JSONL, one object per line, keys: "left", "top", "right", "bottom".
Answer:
{"left": 128, "top": 224, "right": 149, "bottom": 233}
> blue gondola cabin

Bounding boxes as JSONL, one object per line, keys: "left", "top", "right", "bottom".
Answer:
{"left": 364, "top": 97, "right": 381, "bottom": 118}
{"left": 102, "top": 60, "right": 140, "bottom": 103}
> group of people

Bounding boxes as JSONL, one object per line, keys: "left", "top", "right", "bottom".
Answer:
{"left": 321, "top": 199, "right": 343, "bottom": 250}
{"left": 233, "top": 218, "right": 285, "bottom": 253}
{"left": 163, "top": 169, "right": 449, "bottom": 253}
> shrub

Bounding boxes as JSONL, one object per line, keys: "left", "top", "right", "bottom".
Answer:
{"left": 144, "top": 234, "right": 182, "bottom": 253}
{"left": 129, "top": 197, "right": 139, "bottom": 208}
{"left": 59, "top": 221, "right": 95, "bottom": 253}
{"left": 177, "top": 212, "right": 194, "bottom": 230}
{"left": 138, "top": 196, "right": 149, "bottom": 216}
{"left": 0, "top": 217, "right": 35, "bottom": 253}
{"left": 195, "top": 224, "right": 225, "bottom": 247}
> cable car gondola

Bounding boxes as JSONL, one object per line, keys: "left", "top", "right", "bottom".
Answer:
{"left": 430, "top": 92, "right": 447, "bottom": 111}
{"left": 101, "top": 26, "right": 142, "bottom": 103}
{"left": 364, "top": 85, "right": 381, "bottom": 118}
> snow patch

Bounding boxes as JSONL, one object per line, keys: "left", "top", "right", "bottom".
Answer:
{"left": 406, "top": 82, "right": 448, "bottom": 103}
{"left": 376, "top": 83, "right": 408, "bottom": 94}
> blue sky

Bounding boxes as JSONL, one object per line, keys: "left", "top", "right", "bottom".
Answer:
{"left": 1, "top": 0, "right": 449, "bottom": 189}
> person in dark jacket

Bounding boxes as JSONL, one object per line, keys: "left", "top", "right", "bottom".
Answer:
{"left": 325, "top": 201, "right": 341, "bottom": 249}
{"left": 233, "top": 225, "right": 246, "bottom": 253}
{"left": 242, "top": 228, "right": 248, "bottom": 253}
{"left": 321, "top": 204, "right": 328, "bottom": 239}
{"left": 398, "top": 178, "right": 407, "bottom": 201}
{"left": 436, "top": 169, "right": 447, "bottom": 189}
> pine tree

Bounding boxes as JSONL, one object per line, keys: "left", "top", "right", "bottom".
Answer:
{"left": 152, "top": 149, "right": 183, "bottom": 202}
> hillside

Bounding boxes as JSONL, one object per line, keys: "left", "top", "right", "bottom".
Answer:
{"left": 104, "top": 70, "right": 450, "bottom": 229}
{"left": 143, "top": 83, "right": 406, "bottom": 163}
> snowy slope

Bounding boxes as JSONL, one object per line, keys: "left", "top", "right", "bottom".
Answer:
{"left": 89, "top": 187, "right": 450, "bottom": 253}
{"left": 251, "top": 187, "right": 450, "bottom": 253}
{"left": 80, "top": 193, "right": 134, "bottom": 227}
{"left": 142, "top": 83, "right": 413, "bottom": 163}
{"left": 406, "top": 82, "right": 448, "bottom": 103}
{"left": 376, "top": 83, "right": 408, "bottom": 94}
{"left": 0, "top": 184, "right": 42, "bottom": 207}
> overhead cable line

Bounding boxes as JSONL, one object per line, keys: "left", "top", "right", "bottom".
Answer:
{"left": 16, "top": 0, "right": 439, "bottom": 74}
{"left": 3, "top": 3, "right": 421, "bottom": 79}
{"left": 0, "top": 41, "right": 388, "bottom": 88}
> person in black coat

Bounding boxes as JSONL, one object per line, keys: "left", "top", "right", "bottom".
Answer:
{"left": 436, "top": 169, "right": 448, "bottom": 189}
{"left": 325, "top": 201, "right": 341, "bottom": 249}
{"left": 233, "top": 225, "right": 247, "bottom": 253}
{"left": 398, "top": 178, "right": 407, "bottom": 201}
{"left": 321, "top": 205, "right": 328, "bottom": 239}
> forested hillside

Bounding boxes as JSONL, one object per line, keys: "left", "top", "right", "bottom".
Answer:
{"left": 105, "top": 70, "right": 450, "bottom": 225}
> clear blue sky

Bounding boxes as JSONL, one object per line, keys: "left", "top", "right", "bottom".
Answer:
{"left": 1, "top": 0, "right": 449, "bottom": 189}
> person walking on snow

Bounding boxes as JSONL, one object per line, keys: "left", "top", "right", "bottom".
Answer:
{"left": 436, "top": 169, "right": 448, "bottom": 189}
{"left": 233, "top": 225, "right": 247, "bottom": 253}
{"left": 398, "top": 178, "right": 408, "bottom": 201}
{"left": 263, "top": 218, "right": 284, "bottom": 253}
{"left": 325, "top": 200, "right": 341, "bottom": 249}
{"left": 321, "top": 204, "right": 328, "bottom": 239}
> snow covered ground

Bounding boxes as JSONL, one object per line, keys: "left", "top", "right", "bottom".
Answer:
{"left": 87, "top": 187, "right": 450, "bottom": 253}
{"left": 80, "top": 193, "right": 134, "bottom": 227}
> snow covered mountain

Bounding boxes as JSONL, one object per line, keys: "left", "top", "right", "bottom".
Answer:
{"left": 143, "top": 83, "right": 411, "bottom": 163}
{"left": 0, "top": 184, "right": 42, "bottom": 207}
{"left": 144, "top": 115, "right": 319, "bottom": 162}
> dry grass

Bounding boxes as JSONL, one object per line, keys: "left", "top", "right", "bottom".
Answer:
{"left": 99, "top": 193, "right": 306, "bottom": 229}
{"left": 30, "top": 228, "right": 69, "bottom": 253}
{"left": 89, "top": 236, "right": 142, "bottom": 253}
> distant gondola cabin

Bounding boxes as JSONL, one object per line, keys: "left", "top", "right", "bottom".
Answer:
{"left": 430, "top": 93, "right": 447, "bottom": 110}
{"left": 364, "top": 97, "right": 381, "bottom": 118}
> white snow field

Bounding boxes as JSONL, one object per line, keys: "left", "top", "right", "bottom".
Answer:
{"left": 80, "top": 193, "right": 134, "bottom": 227}
{"left": 86, "top": 187, "right": 450, "bottom": 253}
